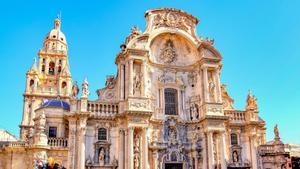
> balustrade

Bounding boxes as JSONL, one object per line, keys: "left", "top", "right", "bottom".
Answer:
{"left": 87, "top": 101, "right": 118, "bottom": 117}
{"left": 48, "top": 137, "right": 68, "bottom": 147}
{"left": 225, "top": 111, "right": 246, "bottom": 122}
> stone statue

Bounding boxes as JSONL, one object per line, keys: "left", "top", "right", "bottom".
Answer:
{"left": 274, "top": 124, "right": 280, "bottom": 139}
{"left": 81, "top": 78, "right": 90, "bottom": 98}
{"left": 39, "top": 112, "right": 46, "bottom": 132}
{"left": 233, "top": 151, "right": 239, "bottom": 163}
{"left": 131, "top": 26, "right": 142, "bottom": 36}
{"left": 40, "top": 112, "right": 46, "bottom": 126}
{"left": 190, "top": 103, "right": 198, "bottom": 120}
{"left": 99, "top": 148, "right": 105, "bottom": 165}
{"left": 133, "top": 73, "right": 142, "bottom": 95}
{"left": 168, "top": 128, "right": 177, "bottom": 145}
{"left": 209, "top": 80, "right": 215, "bottom": 99}
{"left": 246, "top": 90, "right": 258, "bottom": 111}
{"left": 71, "top": 81, "right": 79, "bottom": 99}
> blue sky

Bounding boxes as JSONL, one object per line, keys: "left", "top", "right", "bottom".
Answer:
{"left": 0, "top": 0, "right": 299, "bottom": 143}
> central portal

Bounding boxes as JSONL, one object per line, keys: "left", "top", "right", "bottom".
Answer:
{"left": 165, "top": 163, "right": 183, "bottom": 169}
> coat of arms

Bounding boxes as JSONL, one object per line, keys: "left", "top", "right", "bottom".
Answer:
{"left": 160, "top": 40, "right": 177, "bottom": 64}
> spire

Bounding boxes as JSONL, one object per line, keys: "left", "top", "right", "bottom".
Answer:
{"left": 31, "top": 58, "right": 37, "bottom": 71}
{"left": 28, "top": 58, "right": 37, "bottom": 74}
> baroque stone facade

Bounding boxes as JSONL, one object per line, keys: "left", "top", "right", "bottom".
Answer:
{"left": 0, "top": 8, "right": 285, "bottom": 169}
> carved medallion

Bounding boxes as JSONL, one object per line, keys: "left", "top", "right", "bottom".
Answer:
{"left": 160, "top": 40, "right": 177, "bottom": 64}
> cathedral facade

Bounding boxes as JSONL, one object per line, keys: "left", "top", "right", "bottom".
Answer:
{"left": 0, "top": 8, "right": 286, "bottom": 169}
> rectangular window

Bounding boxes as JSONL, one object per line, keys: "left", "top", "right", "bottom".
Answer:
{"left": 164, "top": 88, "right": 178, "bottom": 115}
{"left": 49, "top": 127, "right": 57, "bottom": 138}
{"left": 98, "top": 128, "right": 107, "bottom": 141}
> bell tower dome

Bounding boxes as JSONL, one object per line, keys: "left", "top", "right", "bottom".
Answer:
{"left": 42, "top": 18, "right": 68, "bottom": 53}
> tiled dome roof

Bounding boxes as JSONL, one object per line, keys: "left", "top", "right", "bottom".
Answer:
{"left": 41, "top": 99, "right": 70, "bottom": 110}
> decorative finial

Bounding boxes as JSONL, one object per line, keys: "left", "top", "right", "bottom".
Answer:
{"left": 54, "top": 12, "right": 61, "bottom": 30}
{"left": 274, "top": 124, "right": 280, "bottom": 140}
{"left": 248, "top": 89, "right": 252, "bottom": 97}
{"left": 57, "top": 11, "right": 62, "bottom": 20}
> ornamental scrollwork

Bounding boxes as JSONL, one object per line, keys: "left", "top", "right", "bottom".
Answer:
{"left": 153, "top": 11, "right": 192, "bottom": 32}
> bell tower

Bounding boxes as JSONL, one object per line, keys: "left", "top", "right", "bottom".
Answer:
{"left": 19, "top": 17, "right": 72, "bottom": 140}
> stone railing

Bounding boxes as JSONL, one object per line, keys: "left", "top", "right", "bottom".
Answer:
{"left": 259, "top": 144, "right": 274, "bottom": 154}
{"left": 87, "top": 101, "right": 118, "bottom": 117}
{"left": 9, "top": 141, "right": 26, "bottom": 147}
{"left": 27, "top": 86, "right": 59, "bottom": 95}
{"left": 48, "top": 137, "right": 68, "bottom": 148}
{"left": 225, "top": 110, "right": 246, "bottom": 122}
{"left": 0, "top": 141, "right": 26, "bottom": 149}
{"left": 39, "top": 49, "right": 67, "bottom": 55}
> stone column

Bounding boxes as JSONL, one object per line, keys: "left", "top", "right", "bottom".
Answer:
{"left": 119, "top": 130, "right": 125, "bottom": 169}
{"left": 202, "top": 133, "right": 207, "bottom": 169}
{"left": 79, "top": 118, "right": 87, "bottom": 169}
{"left": 152, "top": 151, "right": 158, "bottom": 169}
{"left": 142, "top": 62, "right": 147, "bottom": 97}
{"left": 220, "top": 132, "right": 228, "bottom": 169}
{"left": 142, "top": 128, "right": 149, "bottom": 169}
{"left": 129, "top": 59, "right": 134, "bottom": 96}
{"left": 215, "top": 69, "right": 222, "bottom": 103}
{"left": 250, "top": 136, "right": 258, "bottom": 169}
{"left": 68, "top": 117, "right": 77, "bottom": 169}
{"left": 207, "top": 131, "right": 214, "bottom": 169}
{"left": 127, "top": 127, "right": 134, "bottom": 169}
{"left": 202, "top": 66, "right": 209, "bottom": 102}
{"left": 120, "top": 64, "right": 125, "bottom": 100}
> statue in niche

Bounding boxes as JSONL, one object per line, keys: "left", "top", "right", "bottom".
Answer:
{"left": 190, "top": 103, "right": 199, "bottom": 120}
{"left": 168, "top": 128, "right": 177, "bottom": 145}
{"left": 209, "top": 79, "right": 215, "bottom": 101}
{"left": 81, "top": 78, "right": 90, "bottom": 98}
{"left": 133, "top": 73, "right": 142, "bottom": 95}
{"left": 232, "top": 151, "right": 239, "bottom": 163}
{"left": 71, "top": 81, "right": 79, "bottom": 99}
{"left": 99, "top": 148, "right": 105, "bottom": 166}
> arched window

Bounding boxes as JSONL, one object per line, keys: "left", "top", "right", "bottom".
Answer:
{"left": 49, "top": 62, "right": 55, "bottom": 75}
{"left": 62, "top": 82, "right": 67, "bottom": 88}
{"left": 231, "top": 133, "right": 238, "bottom": 145}
{"left": 29, "top": 79, "right": 34, "bottom": 88}
{"left": 41, "top": 65, "right": 45, "bottom": 73}
{"left": 164, "top": 88, "right": 178, "bottom": 115}
{"left": 98, "top": 128, "right": 107, "bottom": 141}
{"left": 58, "top": 66, "right": 62, "bottom": 74}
